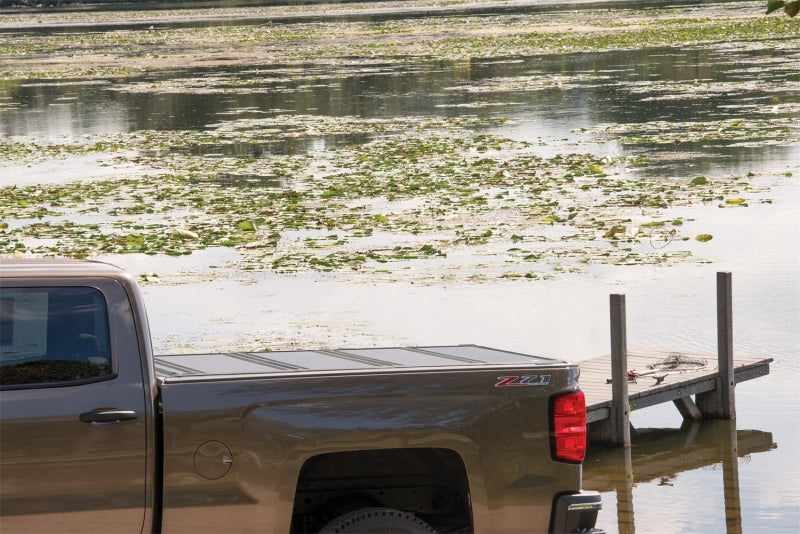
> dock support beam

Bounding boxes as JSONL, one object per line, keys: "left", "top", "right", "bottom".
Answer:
{"left": 697, "top": 272, "right": 736, "bottom": 419}
{"left": 673, "top": 396, "right": 703, "bottom": 420}
{"left": 589, "top": 294, "right": 632, "bottom": 446}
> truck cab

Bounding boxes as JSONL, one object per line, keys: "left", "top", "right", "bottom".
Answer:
{"left": 0, "top": 260, "right": 158, "bottom": 532}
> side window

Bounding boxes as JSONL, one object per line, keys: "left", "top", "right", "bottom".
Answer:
{"left": 0, "top": 287, "right": 113, "bottom": 388}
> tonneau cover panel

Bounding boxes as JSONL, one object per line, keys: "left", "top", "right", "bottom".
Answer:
{"left": 155, "top": 344, "right": 562, "bottom": 378}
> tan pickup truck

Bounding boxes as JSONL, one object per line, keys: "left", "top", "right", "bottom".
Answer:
{"left": 0, "top": 259, "right": 601, "bottom": 533}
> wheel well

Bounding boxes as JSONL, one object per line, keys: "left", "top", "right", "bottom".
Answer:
{"left": 290, "top": 448, "right": 473, "bottom": 534}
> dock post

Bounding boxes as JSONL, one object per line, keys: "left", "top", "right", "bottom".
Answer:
{"left": 697, "top": 272, "right": 736, "bottom": 419}
{"left": 588, "top": 294, "right": 632, "bottom": 445}
{"left": 608, "top": 294, "right": 631, "bottom": 446}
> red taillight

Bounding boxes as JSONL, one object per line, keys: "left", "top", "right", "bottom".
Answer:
{"left": 551, "top": 390, "right": 587, "bottom": 463}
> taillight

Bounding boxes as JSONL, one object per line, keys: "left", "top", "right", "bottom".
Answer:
{"left": 551, "top": 390, "right": 587, "bottom": 463}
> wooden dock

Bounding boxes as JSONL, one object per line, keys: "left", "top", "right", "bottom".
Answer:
{"left": 581, "top": 272, "right": 773, "bottom": 445}
{"left": 580, "top": 349, "right": 773, "bottom": 440}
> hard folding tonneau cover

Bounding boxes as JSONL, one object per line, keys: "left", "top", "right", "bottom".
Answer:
{"left": 155, "top": 344, "right": 567, "bottom": 379}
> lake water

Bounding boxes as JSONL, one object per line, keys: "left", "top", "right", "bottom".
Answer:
{"left": 1, "top": 1, "right": 798, "bottom": 532}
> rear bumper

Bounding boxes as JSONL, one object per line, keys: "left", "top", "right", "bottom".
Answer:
{"left": 550, "top": 490, "right": 602, "bottom": 533}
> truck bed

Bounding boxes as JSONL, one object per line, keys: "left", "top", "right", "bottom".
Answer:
{"left": 155, "top": 344, "right": 566, "bottom": 379}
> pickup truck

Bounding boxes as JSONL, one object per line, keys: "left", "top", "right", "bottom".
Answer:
{"left": 0, "top": 258, "right": 601, "bottom": 534}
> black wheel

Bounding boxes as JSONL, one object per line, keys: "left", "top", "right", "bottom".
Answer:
{"left": 318, "top": 507, "right": 437, "bottom": 534}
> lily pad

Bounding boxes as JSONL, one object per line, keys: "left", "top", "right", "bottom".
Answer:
{"left": 237, "top": 220, "right": 258, "bottom": 231}
{"left": 603, "top": 225, "right": 626, "bottom": 239}
{"left": 695, "top": 234, "right": 714, "bottom": 242}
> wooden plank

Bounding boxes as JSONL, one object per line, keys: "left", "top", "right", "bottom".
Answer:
{"left": 734, "top": 362, "right": 770, "bottom": 382}
{"left": 587, "top": 406, "right": 610, "bottom": 424}
{"left": 628, "top": 376, "right": 716, "bottom": 411}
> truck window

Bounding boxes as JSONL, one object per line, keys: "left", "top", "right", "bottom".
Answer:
{"left": 0, "top": 287, "right": 113, "bottom": 388}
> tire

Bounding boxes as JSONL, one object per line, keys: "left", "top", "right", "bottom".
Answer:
{"left": 318, "top": 507, "right": 437, "bottom": 534}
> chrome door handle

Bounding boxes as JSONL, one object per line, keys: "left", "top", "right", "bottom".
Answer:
{"left": 79, "top": 409, "right": 138, "bottom": 424}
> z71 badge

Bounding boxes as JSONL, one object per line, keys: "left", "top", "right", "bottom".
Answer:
{"left": 494, "top": 375, "right": 551, "bottom": 387}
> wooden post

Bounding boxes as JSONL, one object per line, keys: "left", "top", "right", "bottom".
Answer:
{"left": 589, "top": 294, "right": 632, "bottom": 445}
{"left": 717, "top": 272, "right": 736, "bottom": 419}
{"left": 609, "top": 294, "right": 631, "bottom": 446}
{"left": 698, "top": 272, "right": 736, "bottom": 419}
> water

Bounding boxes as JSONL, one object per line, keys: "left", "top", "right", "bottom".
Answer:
{"left": 1, "top": 1, "right": 798, "bottom": 532}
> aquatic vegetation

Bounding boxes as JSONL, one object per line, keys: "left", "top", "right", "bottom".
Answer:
{"left": 579, "top": 117, "right": 799, "bottom": 147}
{"left": 2, "top": 1, "right": 798, "bottom": 80}
{"left": 388, "top": 13, "right": 799, "bottom": 60}
{"left": 0, "top": 114, "right": 766, "bottom": 277}
{"left": 1, "top": 0, "right": 797, "bottom": 283}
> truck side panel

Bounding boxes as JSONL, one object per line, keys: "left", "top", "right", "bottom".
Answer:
{"left": 158, "top": 366, "right": 581, "bottom": 533}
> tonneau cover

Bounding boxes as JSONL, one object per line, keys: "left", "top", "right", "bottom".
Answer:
{"left": 155, "top": 344, "right": 564, "bottom": 378}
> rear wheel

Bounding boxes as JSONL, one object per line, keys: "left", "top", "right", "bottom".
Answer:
{"left": 318, "top": 507, "right": 437, "bottom": 534}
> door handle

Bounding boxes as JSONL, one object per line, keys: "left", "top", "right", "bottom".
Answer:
{"left": 79, "top": 409, "right": 138, "bottom": 424}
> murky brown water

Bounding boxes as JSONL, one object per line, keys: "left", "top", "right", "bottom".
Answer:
{"left": 1, "top": 1, "right": 798, "bottom": 531}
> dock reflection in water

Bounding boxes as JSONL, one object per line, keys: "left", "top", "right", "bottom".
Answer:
{"left": 583, "top": 419, "right": 776, "bottom": 534}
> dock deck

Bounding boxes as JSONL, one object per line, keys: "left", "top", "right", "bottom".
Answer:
{"left": 580, "top": 349, "right": 772, "bottom": 435}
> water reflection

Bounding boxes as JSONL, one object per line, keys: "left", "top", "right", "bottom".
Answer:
{"left": 162, "top": 133, "right": 373, "bottom": 159}
{"left": 584, "top": 419, "right": 776, "bottom": 534}
{"left": 3, "top": 45, "right": 797, "bottom": 175}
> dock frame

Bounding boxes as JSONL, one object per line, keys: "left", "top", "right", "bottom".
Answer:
{"left": 583, "top": 272, "right": 773, "bottom": 446}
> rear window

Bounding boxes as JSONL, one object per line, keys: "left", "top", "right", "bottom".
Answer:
{"left": 0, "top": 287, "right": 113, "bottom": 388}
